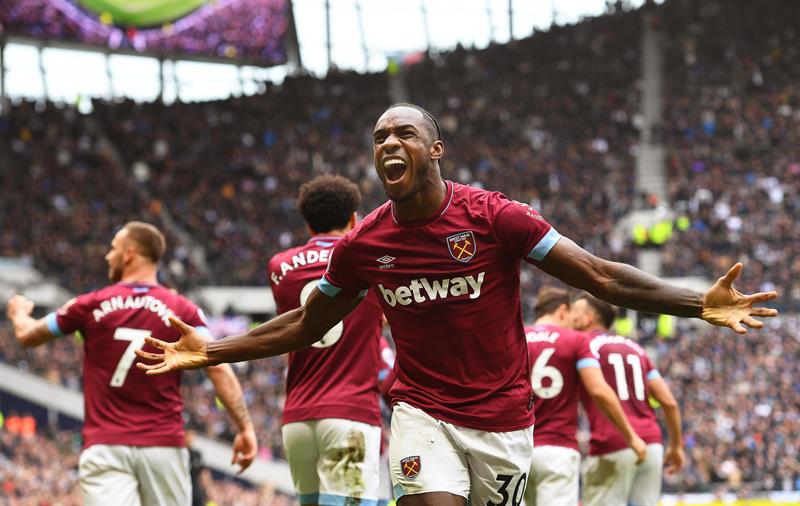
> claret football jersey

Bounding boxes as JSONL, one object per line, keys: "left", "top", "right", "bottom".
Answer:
{"left": 580, "top": 331, "right": 663, "bottom": 455}
{"left": 46, "top": 282, "right": 210, "bottom": 448}
{"left": 320, "top": 181, "right": 562, "bottom": 431}
{"left": 269, "top": 235, "right": 385, "bottom": 426}
{"left": 525, "top": 323, "right": 598, "bottom": 450}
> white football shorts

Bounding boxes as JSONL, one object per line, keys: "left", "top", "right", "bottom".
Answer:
{"left": 525, "top": 444, "right": 580, "bottom": 506}
{"left": 389, "top": 402, "right": 533, "bottom": 505}
{"left": 582, "top": 443, "right": 664, "bottom": 506}
{"left": 79, "top": 444, "right": 190, "bottom": 506}
{"left": 282, "top": 418, "right": 382, "bottom": 505}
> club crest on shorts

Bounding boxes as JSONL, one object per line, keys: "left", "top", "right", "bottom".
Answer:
{"left": 400, "top": 455, "right": 421, "bottom": 480}
{"left": 446, "top": 231, "right": 476, "bottom": 263}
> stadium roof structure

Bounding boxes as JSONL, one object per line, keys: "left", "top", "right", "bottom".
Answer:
{"left": 0, "top": 0, "right": 658, "bottom": 104}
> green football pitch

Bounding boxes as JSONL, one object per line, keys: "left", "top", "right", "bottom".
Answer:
{"left": 77, "top": 0, "right": 212, "bottom": 27}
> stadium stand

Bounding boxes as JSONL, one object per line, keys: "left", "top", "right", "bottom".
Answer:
{"left": 659, "top": 0, "right": 800, "bottom": 311}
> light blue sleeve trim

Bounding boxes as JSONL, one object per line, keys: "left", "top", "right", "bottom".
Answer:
{"left": 576, "top": 357, "right": 601, "bottom": 370}
{"left": 194, "top": 326, "right": 212, "bottom": 338}
{"left": 45, "top": 313, "right": 66, "bottom": 338}
{"left": 392, "top": 484, "right": 406, "bottom": 501}
{"left": 527, "top": 227, "right": 562, "bottom": 261}
{"left": 317, "top": 276, "right": 343, "bottom": 297}
{"left": 357, "top": 288, "right": 369, "bottom": 298}
{"left": 647, "top": 369, "right": 661, "bottom": 381}
{"left": 297, "top": 492, "right": 320, "bottom": 505}
{"left": 318, "top": 494, "right": 378, "bottom": 506}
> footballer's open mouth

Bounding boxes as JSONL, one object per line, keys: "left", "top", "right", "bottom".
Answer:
{"left": 382, "top": 156, "right": 408, "bottom": 183}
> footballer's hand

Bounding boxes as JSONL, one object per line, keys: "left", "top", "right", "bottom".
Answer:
{"left": 7, "top": 294, "right": 34, "bottom": 320}
{"left": 629, "top": 435, "right": 647, "bottom": 465}
{"left": 135, "top": 316, "right": 209, "bottom": 375}
{"left": 664, "top": 445, "right": 685, "bottom": 474}
{"left": 231, "top": 426, "right": 258, "bottom": 474}
{"left": 701, "top": 263, "right": 778, "bottom": 333}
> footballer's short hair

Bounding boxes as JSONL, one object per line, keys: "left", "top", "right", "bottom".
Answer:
{"left": 534, "top": 286, "right": 571, "bottom": 317}
{"left": 298, "top": 175, "right": 361, "bottom": 234}
{"left": 123, "top": 221, "right": 166, "bottom": 263}
{"left": 384, "top": 102, "right": 442, "bottom": 141}
{"left": 575, "top": 292, "right": 618, "bottom": 329}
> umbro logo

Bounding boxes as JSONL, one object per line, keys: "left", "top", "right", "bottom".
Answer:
{"left": 377, "top": 255, "right": 395, "bottom": 264}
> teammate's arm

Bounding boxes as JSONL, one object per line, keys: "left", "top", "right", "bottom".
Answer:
{"left": 648, "top": 375, "right": 684, "bottom": 474}
{"left": 538, "top": 238, "right": 778, "bottom": 333}
{"left": 578, "top": 366, "right": 647, "bottom": 463}
{"left": 6, "top": 295, "right": 59, "bottom": 348}
{"left": 205, "top": 364, "right": 258, "bottom": 474}
{"left": 136, "top": 287, "right": 362, "bottom": 374}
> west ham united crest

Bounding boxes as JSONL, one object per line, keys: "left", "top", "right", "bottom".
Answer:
{"left": 446, "top": 231, "right": 476, "bottom": 262}
{"left": 400, "top": 455, "right": 421, "bottom": 480}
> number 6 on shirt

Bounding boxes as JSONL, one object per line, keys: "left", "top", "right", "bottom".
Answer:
{"left": 110, "top": 327, "right": 150, "bottom": 387}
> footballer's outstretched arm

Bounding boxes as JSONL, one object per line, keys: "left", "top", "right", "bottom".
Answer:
{"left": 6, "top": 295, "right": 58, "bottom": 348}
{"left": 538, "top": 237, "right": 778, "bottom": 333}
{"left": 579, "top": 366, "right": 647, "bottom": 463}
{"left": 135, "top": 287, "right": 361, "bottom": 374}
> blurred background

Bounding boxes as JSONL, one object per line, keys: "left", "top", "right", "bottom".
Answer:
{"left": 0, "top": 0, "right": 797, "bottom": 504}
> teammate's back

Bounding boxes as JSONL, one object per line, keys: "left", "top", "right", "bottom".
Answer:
{"left": 8, "top": 221, "right": 257, "bottom": 506}
{"left": 55, "top": 282, "right": 206, "bottom": 447}
{"left": 580, "top": 332, "right": 661, "bottom": 453}
{"left": 525, "top": 287, "right": 645, "bottom": 506}
{"left": 269, "top": 174, "right": 386, "bottom": 506}
{"left": 269, "top": 237, "right": 384, "bottom": 425}
{"left": 573, "top": 294, "right": 684, "bottom": 506}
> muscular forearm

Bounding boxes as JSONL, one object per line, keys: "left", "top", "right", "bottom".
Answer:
{"left": 594, "top": 261, "right": 703, "bottom": 318}
{"left": 206, "top": 364, "right": 253, "bottom": 432}
{"left": 662, "top": 403, "right": 682, "bottom": 448}
{"left": 206, "top": 307, "right": 321, "bottom": 365}
{"left": 590, "top": 386, "right": 638, "bottom": 444}
{"left": 10, "top": 315, "right": 55, "bottom": 348}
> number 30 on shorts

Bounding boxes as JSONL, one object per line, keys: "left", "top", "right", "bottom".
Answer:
{"left": 486, "top": 473, "right": 527, "bottom": 506}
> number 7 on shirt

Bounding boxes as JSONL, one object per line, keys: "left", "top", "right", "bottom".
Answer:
{"left": 110, "top": 327, "right": 150, "bottom": 387}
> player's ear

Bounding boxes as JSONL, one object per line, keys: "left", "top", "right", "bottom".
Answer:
{"left": 430, "top": 140, "right": 444, "bottom": 161}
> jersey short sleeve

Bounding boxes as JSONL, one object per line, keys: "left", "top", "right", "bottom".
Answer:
{"left": 491, "top": 197, "right": 561, "bottom": 264}
{"left": 180, "top": 300, "right": 212, "bottom": 339}
{"left": 575, "top": 332, "right": 601, "bottom": 370}
{"left": 642, "top": 353, "right": 661, "bottom": 382}
{"left": 46, "top": 293, "right": 94, "bottom": 337}
{"left": 319, "top": 235, "right": 370, "bottom": 298}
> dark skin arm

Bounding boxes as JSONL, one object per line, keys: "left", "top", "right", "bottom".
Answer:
{"left": 136, "top": 288, "right": 362, "bottom": 373}
{"left": 538, "top": 238, "right": 778, "bottom": 332}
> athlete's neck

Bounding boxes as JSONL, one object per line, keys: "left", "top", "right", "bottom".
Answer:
{"left": 120, "top": 264, "right": 158, "bottom": 285}
{"left": 583, "top": 323, "right": 608, "bottom": 333}
{"left": 312, "top": 228, "right": 349, "bottom": 238}
{"left": 534, "top": 315, "right": 566, "bottom": 327}
{"left": 393, "top": 178, "right": 448, "bottom": 222}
